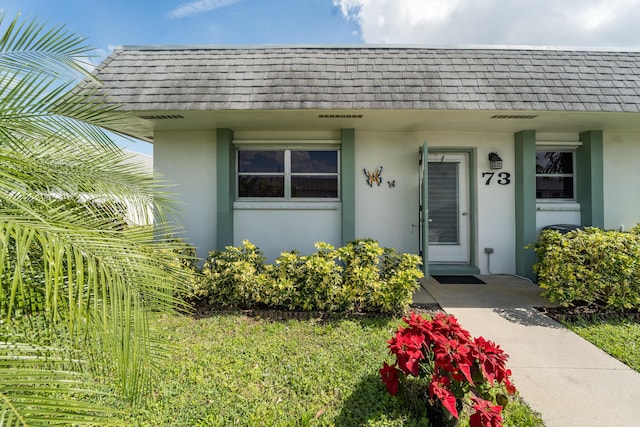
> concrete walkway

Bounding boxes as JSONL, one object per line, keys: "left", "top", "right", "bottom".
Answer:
{"left": 413, "top": 275, "right": 640, "bottom": 427}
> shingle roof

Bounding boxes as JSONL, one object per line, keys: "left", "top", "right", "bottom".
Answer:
{"left": 91, "top": 45, "right": 640, "bottom": 113}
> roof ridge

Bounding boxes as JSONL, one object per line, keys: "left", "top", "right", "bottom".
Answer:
{"left": 114, "top": 43, "right": 640, "bottom": 53}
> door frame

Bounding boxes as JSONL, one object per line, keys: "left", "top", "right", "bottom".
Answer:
{"left": 427, "top": 152, "right": 470, "bottom": 263}
{"left": 420, "top": 145, "right": 478, "bottom": 274}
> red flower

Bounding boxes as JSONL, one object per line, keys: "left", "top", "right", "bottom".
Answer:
{"left": 403, "top": 311, "right": 432, "bottom": 334}
{"left": 472, "top": 336, "right": 515, "bottom": 392}
{"left": 429, "top": 375, "right": 459, "bottom": 419}
{"left": 430, "top": 312, "right": 472, "bottom": 342}
{"left": 379, "top": 362, "right": 400, "bottom": 395}
{"left": 381, "top": 311, "right": 515, "bottom": 425}
{"left": 433, "top": 337, "right": 475, "bottom": 385}
{"left": 387, "top": 326, "right": 424, "bottom": 376}
{"left": 469, "top": 397, "right": 503, "bottom": 427}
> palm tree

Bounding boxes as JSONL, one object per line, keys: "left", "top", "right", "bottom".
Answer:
{"left": 0, "top": 12, "right": 196, "bottom": 425}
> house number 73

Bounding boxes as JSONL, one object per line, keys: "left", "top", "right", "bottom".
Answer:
{"left": 482, "top": 172, "right": 511, "bottom": 185}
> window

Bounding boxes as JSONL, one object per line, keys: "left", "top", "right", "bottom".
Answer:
{"left": 237, "top": 149, "right": 339, "bottom": 199}
{"left": 535, "top": 151, "right": 574, "bottom": 200}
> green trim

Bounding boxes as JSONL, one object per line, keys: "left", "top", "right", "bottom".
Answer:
{"left": 340, "top": 129, "right": 355, "bottom": 244}
{"left": 421, "top": 142, "right": 429, "bottom": 276}
{"left": 514, "top": 130, "right": 537, "bottom": 280}
{"left": 577, "top": 130, "right": 604, "bottom": 228}
{"left": 426, "top": 147, "right": 478, "bottom": 272}
{"left": 216, "top": 128, "right": 234, "bottom": 250}
{"left": 468, "top": 148, "right": 478, "bottom": 269}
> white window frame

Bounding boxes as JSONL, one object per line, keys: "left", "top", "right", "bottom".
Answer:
{"left": 535, "top": 148, "right": 576, "bottom": 202}
{"left": 235, "top": 145, "right": 340, "bottom": 201}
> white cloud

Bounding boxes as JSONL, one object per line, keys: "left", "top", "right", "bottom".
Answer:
{"left": 167, "top": 0, "right": 243, "bottom": 19}
{"left": 333, "top": 0, "right": 640, "bottom": 47}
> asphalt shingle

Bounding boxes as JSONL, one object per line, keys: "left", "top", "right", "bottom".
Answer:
{"left": 90, "top": 45, "right": 640, "bottom": 113}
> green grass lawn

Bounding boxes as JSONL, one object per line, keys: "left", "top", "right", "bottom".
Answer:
{"left": 109, "top": 312, "right": 543, "bottom": 426}
{"left": 563, "top": 317, "right": 640, "bottom": 373}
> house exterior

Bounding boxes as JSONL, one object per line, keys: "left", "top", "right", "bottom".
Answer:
{"left": 90, "top": 45, "right": 640, "bottom": 279}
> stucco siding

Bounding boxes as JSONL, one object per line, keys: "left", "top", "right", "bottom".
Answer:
{"left": 603, "top": 133, "right": 640, "bottom": 231}
{"left": 154, "top": 130, "right": 217, "bottom": 256}
{"left": 354, "top": 131, "right": 420, "bottom": 255}
{"left": 234, "top": 207, "right": 341, "bottom": 262}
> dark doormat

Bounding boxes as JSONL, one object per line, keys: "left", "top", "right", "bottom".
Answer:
{"left": 432, "top": 275, "right": 486, "bottom": 284}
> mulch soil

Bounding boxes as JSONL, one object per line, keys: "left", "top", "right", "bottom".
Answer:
{"left": 187, "top": 299, "right": 444, "bottom": 321}
{"left": 188, "top": 298, "right": 640, "bottom": 324}
{"left": 536, "top": 302, "right": 640, "bottom": 323}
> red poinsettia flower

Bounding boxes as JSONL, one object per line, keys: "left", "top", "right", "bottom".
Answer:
{"left": 469, "top": 397, "right": 503, "bottom": 427}
{"left": 429, "top": 374, "right": 459, "bottom": 419}
{"left": 379, "top": 362, "right": 400, "bottom": 395}
{"left": 430, "top": 312, "right": 472, "bottom": 342}
{"left": 388, "top": 326, "right": 425, "bottom": 376}
{"left": 403, "top": 311, "right": 432, "bottom": 334}
{"left": 381, "top": 312, "right": 516, "bottom": 425}
{"left": 472, "top": 336, "right": 515, "bottom": 392}
{"left": 433, "top": 337, "right": 475, "bottom": 385}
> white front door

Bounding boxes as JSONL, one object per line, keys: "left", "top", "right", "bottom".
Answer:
{"left": 427, "top": 153, "right": 470, "bottom": 263}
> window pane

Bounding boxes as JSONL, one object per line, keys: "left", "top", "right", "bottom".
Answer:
{"left": 291, "top": 176, "right": 338, "bottom": 198}
{"left": 238, "top": 151, "right": 284, "bottom": 173}
{"left": 536, "top": 176, "right": 574, "bottom": 199}
{"left": 291, "top": 150, "right": 338, "bottom": 173}
{"left": 238, "top": 176, "right": 284, "bottom": 197}
{"left": 536, "top": 152, "right": 573, "bottom": 174}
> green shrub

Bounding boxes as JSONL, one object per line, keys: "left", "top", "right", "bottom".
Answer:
{"left": 532, "top": 227, "right": 640, "bottom": 309}
{"left": 200, "top": 239, "right": 423, "bottom": 314}
{"left": 262, "top": 242, "right": 346, "bottom": 311}
{"left": 337, "top": 238, "right": 386, "bottom": 312}
{"left": 201, "top": 240, "right": 265, "bottom": 307}
{"left": 378, "top": 248, "right": 424, "bottom": 313}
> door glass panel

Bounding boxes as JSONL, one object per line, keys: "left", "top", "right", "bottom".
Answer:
{"left": 428, "top": 162, "right": 459, "bottom": 244}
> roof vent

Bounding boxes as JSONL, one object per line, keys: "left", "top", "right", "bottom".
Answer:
{"left": 138, "top": 114, "right": 185, "bottom": 120}
{"left": 490, "top": 114, "right": 537, "bottom": 119}
{"left": 318, "top": 114, "right": 363, "bottom": 119}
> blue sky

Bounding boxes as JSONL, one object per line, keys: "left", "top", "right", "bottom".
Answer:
{"left": 4, "top": 0, "right": 640, "bottom": 155}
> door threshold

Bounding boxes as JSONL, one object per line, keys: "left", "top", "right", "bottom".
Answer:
{"left": 429, "top": 264, "right": 480, "bottom": 275}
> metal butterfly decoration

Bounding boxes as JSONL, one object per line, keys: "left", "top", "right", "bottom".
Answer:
{"left": 387, "top": 180, "right": 395, "bottom": 188}
{"left": 363, "top": 166, "right": 383, "bottom": 187}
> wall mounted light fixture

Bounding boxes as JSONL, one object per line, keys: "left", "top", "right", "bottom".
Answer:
{"left": 488, "top": 152, "right": 503, "bottom": 169}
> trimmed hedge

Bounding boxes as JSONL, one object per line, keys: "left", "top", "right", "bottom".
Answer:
{"left": 200, "top": 239, "right": 423, "bottom": 314}
{"left": 532, "top": 226, "right": 640, "bottom": 309}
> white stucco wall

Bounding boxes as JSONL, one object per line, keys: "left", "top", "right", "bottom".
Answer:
{"left": 353, "top": 131, "right": 517, "bottom": 274}
{"left": 354, "top": 131, "right": 421, "bottom": 254}
{"left": 153, "top": 128, "right": 614, "bottom": 275}
{"left": 604, "top": 133, "right": 640, "bottom": 231}
{"left": 154, "top": 130, "right": 217, "bottom": 257}
{"left": 234, "top": 205, "right": 341, "bottom": 262}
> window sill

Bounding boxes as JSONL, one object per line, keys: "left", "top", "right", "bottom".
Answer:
{"left": 536, "top": 202, "right": 581, "bottom": 212}
{"left": 234, "top": 200, "right": 341, "bottom": 210}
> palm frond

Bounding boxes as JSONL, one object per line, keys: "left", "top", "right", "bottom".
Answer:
{"left": 0, "top": 11, "right": 199, "bottom": 420}
{"left": 0, "top": 12, "right": 94, "bottom": 80}
{"left": 0, "top": 339, "right": 117, "bottom": 426}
